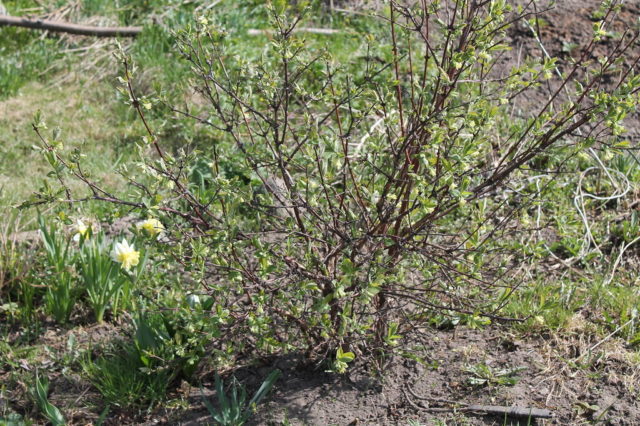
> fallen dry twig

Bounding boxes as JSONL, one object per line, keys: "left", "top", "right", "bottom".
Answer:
{"left": 464, "top": 405, "right": 554, "bottom": 419}
{"left": 403, "top": 386, "right": 554, "bottom": 419}
{"left": 0, "top": 15, "right": 141, "bottom": 37}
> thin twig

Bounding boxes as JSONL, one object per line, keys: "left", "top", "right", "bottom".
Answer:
{"left": 247, "top": 27, "right": 341, "bottom": 36}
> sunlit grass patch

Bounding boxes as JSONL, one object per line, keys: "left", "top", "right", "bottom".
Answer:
{"left": 0, "top": 82, "right": 137, "bottom": 212}
{"left": 503, "top": 273, "right": 640, "bottom": 344}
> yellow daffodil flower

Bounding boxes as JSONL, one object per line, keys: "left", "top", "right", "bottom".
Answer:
{"left": 136, "top": 218, "right": 164, "bottom": 237}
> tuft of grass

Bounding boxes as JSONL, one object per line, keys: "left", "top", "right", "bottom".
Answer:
{"left": 82, "top": 342, "right": 172, "bottom": 409}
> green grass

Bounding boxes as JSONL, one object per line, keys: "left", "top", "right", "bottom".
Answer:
{"left": 81, "top": 341, "right": 172, "bottom": 409}
{"left": 0, "top": 0, "right": 205, "bottom": 215}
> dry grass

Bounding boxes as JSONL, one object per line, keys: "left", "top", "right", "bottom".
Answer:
{"left": 0, "top": 211, "right": 33, "bottom": 294}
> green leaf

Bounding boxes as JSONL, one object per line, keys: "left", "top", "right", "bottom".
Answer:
{"left": 336, "top": 347, "right": 355, "bottom": 363}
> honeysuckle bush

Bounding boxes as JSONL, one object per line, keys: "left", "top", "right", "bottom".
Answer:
{"left": 26, "top": 0, "right": 640, "bottom": 368}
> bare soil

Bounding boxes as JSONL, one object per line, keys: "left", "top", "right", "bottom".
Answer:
{"left": 6, "top": 318, "right": 638, "bottom": 425}
{"left": 159, "top": 322, "right": 638, "bottom": 426}
{"left": 501, "top": 0, "right": 640, "bottom": 136}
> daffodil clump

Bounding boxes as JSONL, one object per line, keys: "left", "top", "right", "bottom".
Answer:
{"left": 111, "top": 239, "right": 140, "bottom": 271}
{"left": 136, "top": 218, "right": 165, "bottom": 238}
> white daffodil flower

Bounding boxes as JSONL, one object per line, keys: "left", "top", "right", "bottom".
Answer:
{"left": 73, "top": 219, "right": 95, "bottom": 242}
{"left": 111, "top": 238, "right": 140, "bottom": 271}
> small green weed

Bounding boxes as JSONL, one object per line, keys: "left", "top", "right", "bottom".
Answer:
{"left": 0, "top": 210, "right": 36, "bottom": 323}
{"left": 29, "top": 373, "right": 66, "bottom": 426}
{"left": 133, "top": 304, "right": 215, "bottom": 380}
{"left": 465, "top": 363, "right": 526, "bottom": 387}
